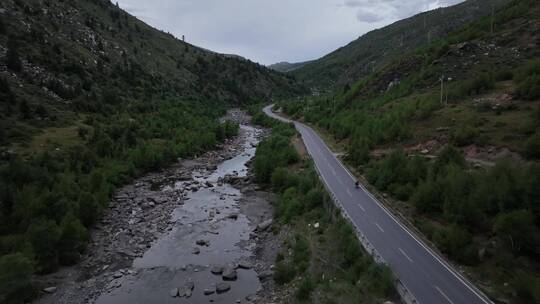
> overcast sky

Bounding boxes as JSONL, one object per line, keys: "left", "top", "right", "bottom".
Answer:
{"left": 116, "top": 0, "right": 464, "bottom": 65}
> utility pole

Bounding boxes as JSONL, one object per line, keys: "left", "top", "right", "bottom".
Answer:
{"left": 440, "top": 74, "right": 445, "bottom": 107}
{"left": 490, "top": 5, "right": 495, "bottom": 35}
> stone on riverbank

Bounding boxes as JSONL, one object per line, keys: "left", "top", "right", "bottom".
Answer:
{"left": 43, "top": 286, "right": 57, "bottom": 294}
{"left": 257, "top": 219, "right": 273, "bottom": 231}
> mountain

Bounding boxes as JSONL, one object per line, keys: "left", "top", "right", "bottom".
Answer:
{"left": 291, "top": 0, "right": 511, "bottom": 90}
{"left": 268, "top": 61, "right": 312, "bottom": 73}
{"left": 0, "top": 0, "right": 305, "bottom": 150}
{"left": 278, "top": 0, "right": 540, "bottom": 302}
{"left": 0, "top": 1, "right": 304, "bottom": 300}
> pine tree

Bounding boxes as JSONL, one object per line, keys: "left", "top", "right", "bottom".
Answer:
{"left": 19, "top": 100, "right": 31, "bottom": 119}
{"left": 6, "top": 39, "right": 22, "bottom": 72}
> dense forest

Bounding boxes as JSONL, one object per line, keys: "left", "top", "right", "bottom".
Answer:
{"left": 0, "top": 0, "right": 301, "bottom": 302}
{"left": 250, "top": 112, "right": 397, "bottom": 303}
{"left": 278, "top": 0, "right": 540, "bottom": 302}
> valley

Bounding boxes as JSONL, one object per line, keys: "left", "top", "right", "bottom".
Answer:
{"left": 35, "top": 110, "right": 282, "bottom": 304}
{"left": 1, "top": 0, "right": 539, "bottom": 303}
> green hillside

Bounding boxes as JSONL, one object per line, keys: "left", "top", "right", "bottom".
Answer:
{"left": 0, "top": 1, "right": 303, "bottom": 302}
{"left": 278, "top": 0, "right": 540, "bottom": 302}
{"left": 268, "top": 61, "right": 312, "bottom": 73}
{"left": 292, "top": 0, "right": 511, "bottom": 90}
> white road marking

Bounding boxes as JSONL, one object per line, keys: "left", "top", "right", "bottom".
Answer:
{"left": 435, "top": 285, "right": 455, "bottom": 304}
{"left": 358, "top": 204, "right": 366, "bottom": 212}
{"left": 346, "top": 189, "right": 352, "bottom": 197}
{"left": 398, "top": 247, "right": 413, "bottom": 263}
{"left": 374, "top": 222, "right": 385, "bottom": 233}
{"left": 331, "top": 168, "right": 336, "bottom": 175}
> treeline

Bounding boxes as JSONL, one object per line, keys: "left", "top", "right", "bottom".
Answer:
{"left": 252, "top": 116, "right": 396, "bottom": 302}
{"left": 0, "top": 99, "right": 238, "bottom": 303}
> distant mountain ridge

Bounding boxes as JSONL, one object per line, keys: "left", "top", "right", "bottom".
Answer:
{"left": 268, "top": 61, "right": 312, "bottom": 73}
{"left": 291, "top": 0, "right": 511, "bottom": 90}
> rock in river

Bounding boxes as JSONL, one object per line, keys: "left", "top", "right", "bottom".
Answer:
{"left": 237, "top": 260, "right": 252, "bottom": 269}
{"left": 204, "top": 288, "right": 215, "bottom": 295}
{"left": 196, "top": 239, "right": 210, "bottom": 246}
{"left": 210, "top": 265, "right": 224, "bottom": 275}
{"left": 216, "top": 282, "right": 231, "bottom": 293}
{"left": 222, "top": 267, "right": 237, "bottom": 281}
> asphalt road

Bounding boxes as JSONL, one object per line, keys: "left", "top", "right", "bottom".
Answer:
{"left": 263, "top": 105, "right": 492, "bottom": 304}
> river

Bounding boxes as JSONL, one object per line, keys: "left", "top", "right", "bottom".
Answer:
{"left": 36, "top": 111, "right": 279, "bottom": 304}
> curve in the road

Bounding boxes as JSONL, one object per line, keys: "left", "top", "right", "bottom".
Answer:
{"left": 263, "top": 105, "right": 493, "bottom": 304}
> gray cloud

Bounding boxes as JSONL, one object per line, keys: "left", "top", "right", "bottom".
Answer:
{"left": 356, "top": 9, "right": 385, "bottom": 23}
{"left": 117, "top": 0, "right": 465, "bottom": 65}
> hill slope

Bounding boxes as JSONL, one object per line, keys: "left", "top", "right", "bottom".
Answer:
{"left": 278, "top": 0, "right": 540, "bottom": 302}
{"left": 291, "top": 0, "right": 510, "bottom": 90}
{"left": 0, "top": 1, "right": 303, "bottom": 301}
{"left": 268, "top": 61, "right": 312, "bottom": 73}
{"left": 0, "top": 0, "right": 304, "bottom": 149}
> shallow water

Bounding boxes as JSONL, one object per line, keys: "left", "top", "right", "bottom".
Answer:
{"left": 95, "top": 125, "right": 263, "bottom": 304}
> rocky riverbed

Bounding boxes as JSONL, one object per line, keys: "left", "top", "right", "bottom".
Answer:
{"left": 34, "top": 110, "right": 285, "bottom": 304}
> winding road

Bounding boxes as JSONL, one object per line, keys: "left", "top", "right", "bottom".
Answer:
{"left": 263, "top": 105, "right": 492, "bottom": 304}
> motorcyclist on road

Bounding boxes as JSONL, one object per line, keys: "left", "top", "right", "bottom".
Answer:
{"left": 355, "top": 181, "right": 359, "bottom": 188}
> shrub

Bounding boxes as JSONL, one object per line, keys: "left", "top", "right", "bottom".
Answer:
{"left": 277, "top": 187, "right": 304, "bottom": 222}
{"left": 274, "top": 261, "right": 296, "bottom": 285}
{"left": 292, "top": 234, "right": 310, "bottom": 273}
{"left": 513, "top": 272, "right": 540, "bottom": 304}
{"left": 6, "top": 39, "right": 22, "bottom": 72}
{"left": 78, "top": 192, "right": 100, "bottom": 226}
{"left": 365, "top": 264, "right": 396, "bottom": 297}
{"left": 295, "top": 277, "right": 315, "bottom": 301}
{"left": 412, "top": 180, "right": 441, "bottom": 214}
{"left": 26, "top": 219, "right": 61, "bottom": 273}
{"left": 453, "top": 73, "right": 494, "bottom": 99}
{"left": 304, "top": 188, "right": 324, "bottom": 209}
{"left": 451, "top": 125, "right": 478, "bottom": 146}
{"left": 524, "top": 132, "right": 540, "bottom": 159}
{"left": 0, "top": 253, "right": 34, "bottom": 303}
{"left": 432, "top": 224, "right": 477, "bottom": 264}
{"left": 516, "top": 75, "right": 540, "bottom": 100}
{"left": 494, "top": 70, "right": 514, "bottom": 81}
{"left": 58, "top": 214, "right": 88, "bottom": 265}
{"left": 493, "top": 210, "right": 540, "bottom": 254}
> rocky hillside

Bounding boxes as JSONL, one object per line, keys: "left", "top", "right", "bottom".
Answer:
{"left": 291, "top": 0, "right": 511, "bottom": 90}
{"left": 278, "top": 0, "right": 540, "bottom": 302}
{"left": 0, "top": 1, "right": 304, "bottom": 302}
{"left": 0, "top": 0, "right": 304, "bottom": 149}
